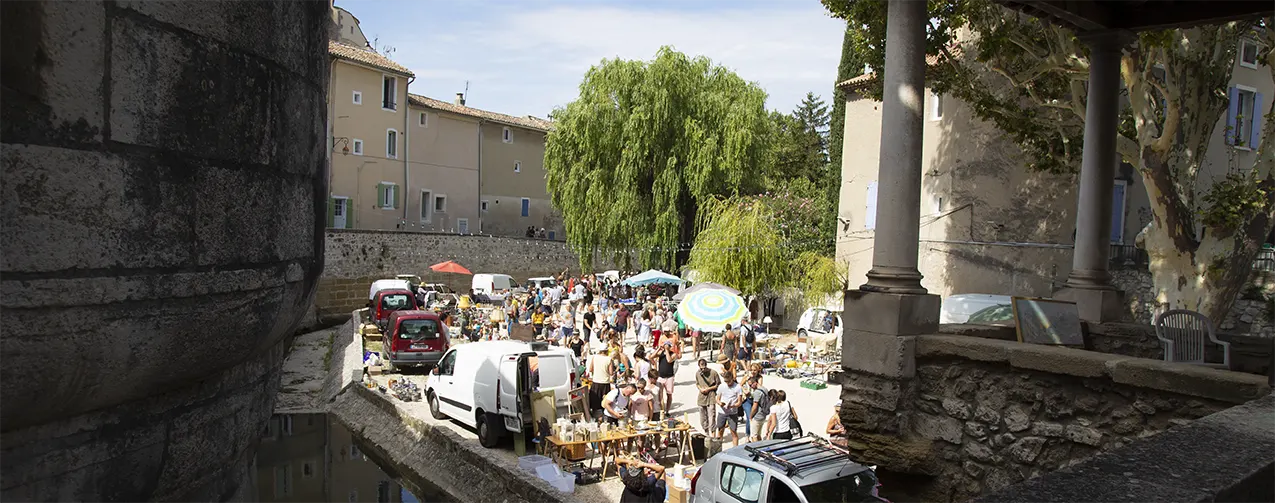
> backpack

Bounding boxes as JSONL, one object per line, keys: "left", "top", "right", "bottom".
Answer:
{"left": 754, "top": 387, "right": 771, "bottom": 418}
{"left": 743, "top": 324, "right": 756, "bottom": 345}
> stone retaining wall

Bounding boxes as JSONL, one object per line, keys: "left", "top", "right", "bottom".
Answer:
{"left": 1111, "top": 269, "right": 1274, "bottom": 337}
{"left": 311, "top": 229, "right": 616, "bottom": 323}
{"left": 840, "top": 334, "right": 1272, "bottom": 502}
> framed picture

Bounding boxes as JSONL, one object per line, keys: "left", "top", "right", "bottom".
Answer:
{"left": 1011, "top": 297, "right": 1084, "bottom": 346}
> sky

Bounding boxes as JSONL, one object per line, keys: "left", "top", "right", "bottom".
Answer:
{"left": 337, "top": 0, "right": 848, "bottom": 119}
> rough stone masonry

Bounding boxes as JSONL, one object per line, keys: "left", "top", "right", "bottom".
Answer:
{"left": 0, "top": 1, "right": 329, "bottom": 500}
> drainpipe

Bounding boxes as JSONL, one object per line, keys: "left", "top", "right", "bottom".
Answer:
{"left": 404, "top": 75, "right": 415, "bottom": 224}
{"left": 477, "top": 118, "right": 484, "bottom": 234}
{"left": 327, "top": 57, "right": 337, "bottom": 201}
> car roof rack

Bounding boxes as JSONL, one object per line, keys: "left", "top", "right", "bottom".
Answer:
{"left": 743, "top": 434, "right": 855, "bottom": 477}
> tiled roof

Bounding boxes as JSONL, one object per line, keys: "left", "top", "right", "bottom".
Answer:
{"left": 837, "top": 49, "right": 960, "bottom": 93}
{"left": 408, "top": 94, "right": 554, "bottom": 132}
{"left": 329, "top": 40, "right": 413, "bottom": 77}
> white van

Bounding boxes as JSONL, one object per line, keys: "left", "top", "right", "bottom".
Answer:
{"left": 425, "top": 340, "right": 581, "bottom": 448}
{"left": 525, "top": 277, "right": 557, "bottom": 290}
{"left": 471, "top": 273, "right": 515, "bottom": 295}
{"left": 797, "top": 307, "right": 842, "bottom": 352}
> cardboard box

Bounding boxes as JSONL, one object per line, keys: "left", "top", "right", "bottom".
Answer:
{"left": 665, "top": 474, "right": 688, "bottom": 503}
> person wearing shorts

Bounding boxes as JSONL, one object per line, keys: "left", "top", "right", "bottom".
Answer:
{"left": 655, "top": 341, "right": 678, "bottom": 413}
{"left": 714, "top": 372, "right": 743, "bottom": 447}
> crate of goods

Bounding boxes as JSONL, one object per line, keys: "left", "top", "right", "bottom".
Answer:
{"left": 800, "top": 379, "right": 827, "bottom": 391}
{"left": 546, "top": 472, "right": 575, "bottom": 493}
{"left": 518, "top": 454, "right": 553, "bottom": 474}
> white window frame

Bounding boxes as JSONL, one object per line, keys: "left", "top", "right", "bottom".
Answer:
{"left": 457, "top": 218, "right": 469, "bottom": 234}
{"left": 480, "top": 200, "right": 489, "bottom": 213}
{"left": 352, "top": 139, "right": 364, "bottom": 156}
{"left": 381, "top": 74, "right": 398, "bottom": 111}
{"left": 433, "top": 194, "right": 447, "bottom": 214}
{"left": 386, "top": 128, "right": 398, "bottom": 159}
{"left": 930, "top": 91, "right": 943, "bottom": 121}
{"left": 380, "top": 182, "right": 398, "bottom": 210}
{"left": 514, "top": 161, "right": 521, "bottom": 173}
{"left": 419, "top": 189, "right": 432, "bottom": 221}
{"left": 1233, "top": 85, "right": 1258, "bottom": 150}
{"left": 352, "top": 90, "right": 363, "bottom": 105}
{"left": 520, "top": 197, "right": 530, "bottom": 217}
{"left": 1239, "top": 39, "right": 1260, "bottom": 69}
{"left": 502, "top": 127, "right": 512, "bottom": 143}
{"left": 419, "top": 111, "right": 428, "bottom": 127}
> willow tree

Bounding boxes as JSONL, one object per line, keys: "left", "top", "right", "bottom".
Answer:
{"left": 687, "top": 197, "right": 847, "bottom": 305}
{"left": 544, "top": 47, "right": 772, "bottom": 271}
{"left": 825, "top": 0, "right": 1275, "bottom": 322}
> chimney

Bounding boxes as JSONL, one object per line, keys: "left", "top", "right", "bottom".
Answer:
{"left": 454, "top": 93, "right": 466, "bottom": 106}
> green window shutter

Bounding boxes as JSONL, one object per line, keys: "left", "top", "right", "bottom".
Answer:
{"left": 346, "top": 205, "right": 355, "bottom": 229}
{"left": 392, "top": 186, "right": 400, "bottom": 209}
{"left": 376, "top": 183, "right": 386, "bottom": 207}
{"left": 326, "top": 197, "right": 335, "bottom": 227}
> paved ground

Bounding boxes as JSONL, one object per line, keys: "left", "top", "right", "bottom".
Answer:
{"left": 275, "top": 327, "right": 335, "bottom": 413}
{"left": 369, "top": 329, "right": 844, "bottom": 501}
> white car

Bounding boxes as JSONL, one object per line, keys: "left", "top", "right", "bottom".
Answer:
{"left": 525, "top": 277, "right": 557, "bottom": 290}
{"left": 690, "top": 436, "right": 887, "bottom": 503}
{"left": 797, "top": 307, "right": 842, "bottom": 352}
{"left": 425, "top": 340, "right": 581, "bottom": 447}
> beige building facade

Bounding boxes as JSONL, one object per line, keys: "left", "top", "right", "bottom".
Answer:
{"left": 835, "top": 40, "right": 1272, "bottom": 302}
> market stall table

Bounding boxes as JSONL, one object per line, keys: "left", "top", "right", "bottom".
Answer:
{"left": 543, "top": 420, "right": 694, "bottom": 480}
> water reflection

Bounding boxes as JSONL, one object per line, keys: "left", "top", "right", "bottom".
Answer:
{"left": 252, "top": 413, "right": 419, "bottom": 502}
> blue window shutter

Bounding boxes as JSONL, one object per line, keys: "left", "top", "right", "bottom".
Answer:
{"left": 865, "top": 182, "right": 878, "bottom": 230}
{"left": 521, "top": 199, "right": 529, "bottom": 217}
{"left": 1110, "top": 183, "right": 1125, "bottom": 243}
{"left": 1250, "top": 92, "right": 1264, "bottom": 149}
{"left": 1225, "top": 86, "right": 1239, "bottom": 145}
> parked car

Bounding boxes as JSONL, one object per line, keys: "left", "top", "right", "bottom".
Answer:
{"left": 524, "top": 277, "right": 557, "bottom": 290}
{"left": 691, "top": 435, "right": 888, "bottom": 503}
{"left": 371, "top": 287, "right": 418, "bottom": 331}
{"left": 796, "top": 307, "right": 842, "bottom": 352}
{"left": 939, "top": 294, "right": 1013, "bottom": 325}
{"left": 380, "top": 310, "right": 450, "bottom": 372}
{"left": 471, "top": 273, "right": 515, "bottom": 303}
{"left": 425, "top": 340, "right": 581, "bottom": 448}
{"left": 369, "top": 279, "right": 412, "bottom": 301}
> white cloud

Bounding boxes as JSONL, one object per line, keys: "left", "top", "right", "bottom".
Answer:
{"left": 394, "top": 2, "right": 845, "bottom": 119}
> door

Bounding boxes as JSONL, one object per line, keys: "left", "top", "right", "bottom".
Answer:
{"left": 433, "top": 350, "right": 463, "bottom": 418}
{"left": 497, "top": 355, "right": 524, "bottom": 432}
{"left": 332, "top": 197, "right": 348, "bottom": 228}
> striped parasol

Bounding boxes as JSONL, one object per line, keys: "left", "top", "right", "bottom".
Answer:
{"left": 677, "top": 288, "right": 749, "bottom": 332}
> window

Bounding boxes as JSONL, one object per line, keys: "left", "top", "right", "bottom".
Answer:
{"left": 352, "top": 139, "right": 364, "bottom": 156}
{"left": 514, "top": 161, "right": 521, "bottom": 173}
{"left": 768, "top": 479, "right": 801, "bottom": 503}
{"left": 548, "top": 231, "right": 555, "bottom": 240}
{"left": 377, "top": 481, "right": 391, "bottom": 503}
{"left": 348, "top": 490, "right": 359, "bottom": 503}
{"left": 1226, "top": 86, "right": 1264, "bottom": 148}
{"left": 864, "top": 181, "right": 878, "bottom": 230}
{"left": 302, "top": 462, "right": 314, "bottom": 479}
{"left": 438, "top": 350, "right": 456, "bottom": 376}
{"left": 502, "top": 127, "right": 512, "bottom": 143}
{"left": 1239, "top": 39, "right": 1260, "bottom": 69}
{"left": 719, "top": 463, "right": 764, "bottom": 502}
{"left": 382, "top": 75, "right": 397, "bottom": 110}
{"left": 352, "top": 90, "right": 363, "bottom": 105}
{"left": 273, "top": 465, "right": 292, "bottom": 497}
{"left": 931, "top": 91, "right": 944, "bottom": 120}
{"left": 434, "top": 194, "right": 447, "bottom": 213}
{"left": 457, "top": 218, "right": 469, "bottom": 234}
{"left": 386, "top": 129, "right": 398, "bottom": 158}
{"left": 419, "top": 111, "right": 428, "bottom": 127}
{"left": 520, "top": 198, "right": 530, "bottom": 217}
{"left": 377, "top": 183, "right": 399, "bottom": 210}
{"left": 281, "top": 414, "right": 293, "bottom": 436}
{"left": 420, "top": 190, "right": 432, "bottom": 220}
{"left": 481, "top": 200, "right": 489, "bottom": 213}
{"left": 1111, "top": 180, "right": 1127, "bottom": 244}
{"left": 349, "top": 444, "right": 364, "bottom": 461}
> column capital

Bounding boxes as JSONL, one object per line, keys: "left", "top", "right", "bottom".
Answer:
{"left": 1076, "top": 29, "right": 1137, "bottom": 51}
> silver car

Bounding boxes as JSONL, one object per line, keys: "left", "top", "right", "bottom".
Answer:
{"left": 690, "top": 435, "right": 888, "bottom": 503}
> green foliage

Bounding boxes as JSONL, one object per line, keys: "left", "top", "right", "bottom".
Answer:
{"left": 1201, "top": 172, "right": 1270, "bottom": 236}
{"left": 830, "top": 23, "right": 867, "bottom": 174}
{"left": 766, "top": 94, "right": 838, "bottom": 255}
{"left": 687, "top": 197, "right": 847, "bottom": 301}
{"left": 686, "top": 197, "right": 792, "bottom": 296}
{"left": 545, "top": 47, "right": 773, "bottom": 271}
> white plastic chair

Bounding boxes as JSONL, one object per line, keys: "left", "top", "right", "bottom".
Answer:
{"left": 1153, "top": 309, "right": 1231, "bottom": 369}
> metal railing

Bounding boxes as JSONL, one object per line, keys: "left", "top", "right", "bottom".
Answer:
{"left": 1109, "top": 244, "right": 1149, "bottom": 270}
{"left": 1255, "top": 248, "right": 1275, "bottom": 272}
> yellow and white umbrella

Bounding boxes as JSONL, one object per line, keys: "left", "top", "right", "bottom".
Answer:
{"left": 677, "top": 288, "right": 749, "bottom": 332}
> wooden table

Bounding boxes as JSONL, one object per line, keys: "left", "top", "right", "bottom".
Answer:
{"left": 544, "top": 421, "right": 695, "bottom": 480}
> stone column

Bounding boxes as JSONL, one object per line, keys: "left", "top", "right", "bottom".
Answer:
{"left": 861, "top": 0, "right": 928, "bottom": 296}
{"left": 1057, "top": 30, "right": 1133, "bottom": 323}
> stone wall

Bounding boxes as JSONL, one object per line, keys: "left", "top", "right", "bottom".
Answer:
{"left": 840, "top": 334, "right": 1271, "bottom": 502}
{"left": 0, "top": 1, "right": 328, "bottom": 500}
{"left": 312, "top": 229, "right": 613, "bottom": 322}
{"left": 1111, "top": 268, "right": 1275, "bottom": 336}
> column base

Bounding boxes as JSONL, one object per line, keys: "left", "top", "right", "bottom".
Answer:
{"left": 843, "top": 289, "right": 941, "bottom": 336}
{"left": 1054, "top": 287, "right": 1127, "bottom": 323}
{"left": 861, "top": 266, "right": 928, "bottom": 295}
{"left": 1064, "top": 268, "right": 1115, "bottom": 290}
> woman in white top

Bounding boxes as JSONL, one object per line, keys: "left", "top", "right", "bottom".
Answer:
{"left": 765, "top": 390, "right": 798, "bottom": 440}
{"left": 587, "top": 347, "right": 614, "bottom": 414}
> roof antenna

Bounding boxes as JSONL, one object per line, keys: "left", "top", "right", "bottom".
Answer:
{"left": 463, "top": 80, "right": 470, "bottom": 102}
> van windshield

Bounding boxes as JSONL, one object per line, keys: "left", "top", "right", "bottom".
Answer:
{"left": 536, "top": 355, "right": 568, "bottom": 388}
{"left": 799, "top": 469, "right": 879, "bottom": 502}
{"left": 398, "top": 319, "right": 441, "bottom": 339}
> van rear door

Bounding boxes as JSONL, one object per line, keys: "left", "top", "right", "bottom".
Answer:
{"left": 497, "top": 352, "right": 534, "bottom": 433}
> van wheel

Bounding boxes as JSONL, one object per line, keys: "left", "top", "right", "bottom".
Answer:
{"left": 477, "top": 412, "right": 502, "bottom": 448}
{"left": 428, "top": 392, "right": 442, "bottom": 419}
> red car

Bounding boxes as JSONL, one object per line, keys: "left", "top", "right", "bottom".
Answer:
{"left": 381, "top": 310, "right": 449, "bottom": 372}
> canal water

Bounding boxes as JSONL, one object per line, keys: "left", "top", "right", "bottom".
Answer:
{"left": 251, "top": 412, "right": 443, "bottom": 502}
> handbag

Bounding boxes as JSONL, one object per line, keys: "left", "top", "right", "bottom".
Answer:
{"left": 788, "top": 405, "right": 803, "bottom": 436}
